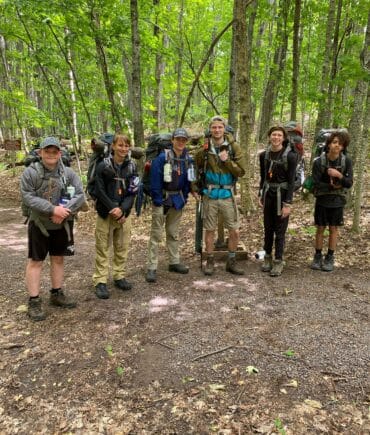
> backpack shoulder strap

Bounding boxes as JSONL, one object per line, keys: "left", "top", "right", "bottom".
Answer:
{"left": 320, "top": 152, "right": 327, "bottom": 172}
{"left": 281, "top": 144, "right": 292, "bottom": 170}
{"left": 340, "top": 153, "right": 346, "bottom": 173}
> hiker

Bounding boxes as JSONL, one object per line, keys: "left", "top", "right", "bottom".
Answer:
{"left": 194, "top": 116, "right": 246, "bottom": 276}
{"left": 145, "top": 128, "right": 193, "bottom": 283}
{"left": 20, "top": 136, "right": 85, "bottom": 321}
{"left": 310, "top": 130, "right": 353, "bottom": 272}
{"left": 258, "top": 126, "right": 298, "bottom": 277}
{"left": 93, "top": 133, "right": 139, "bottom": 299}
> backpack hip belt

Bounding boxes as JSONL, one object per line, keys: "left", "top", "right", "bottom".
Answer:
{"left": 263, "top": 181, "right": 288, "bottom": 216}
{"left": 29, "top": 210, "right": 73, "bottom": 241}
{"left": 207, "top": 183, "right": 234, "bottom": 190}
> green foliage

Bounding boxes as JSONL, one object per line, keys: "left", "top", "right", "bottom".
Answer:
{"left": 0, "top": 0, "right": 367, "bottom": 137}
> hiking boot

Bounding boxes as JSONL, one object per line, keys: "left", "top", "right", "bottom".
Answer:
{"left": 322, "top": 255, "right": 334, "bottom": 272}
{"left": 168, "top": 263, "right": 189, "bottom": 274}
{"left": 270, "top": 259, "right": 284, "bottom": 277}
{"left": 145, "top": 269, "right": 157, "bottom": 283}
{"left": 226, "top": 257, "right": 245, "bottom": 275}
{"left": 95, "top": 283, "right": 109, "bottom": 299}
{"left": 28, "top": 297, "right": 46, "bottom": 321}
{"left": 310, "top": 253, "right": 323, "bottom": 270}
{"left": 204, "top": 255, "right": 215, "bottom": 276}
{"left": 261, "top": 254, "right": 273, "bottom": 272}
{"left": 114, "top": 278, "right": 132, "bottom": 291}
{"left": 50, "top": 290, "right": 77, "bottom": 308}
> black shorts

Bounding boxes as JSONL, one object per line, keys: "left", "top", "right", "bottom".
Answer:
{"left": 314, "top": 204, "right": 344, "bottom": 227}
{"left": 28, "top": 221, "right": 74, "bottom": 261}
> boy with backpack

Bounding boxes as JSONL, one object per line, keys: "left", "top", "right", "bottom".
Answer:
{"left": 145, "top": 128, "right": 193, "bottom": 283}
{"left": 310, "top": 130, "right": 353, "bottom": 272}
{"left": 194, "top": 116, "right": 246, "bottom": 276}
{"left": 92, "top": 133, "right": 139, "bottom": 299}
{"left": 259, "top": 126, "right": 298, "bottom": 277}
{"left": 20, "top": 136, "right": 85, "bottom": 321}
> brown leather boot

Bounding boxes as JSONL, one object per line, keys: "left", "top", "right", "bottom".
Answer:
{"left": 226, "top": 257, "right": 245, "bottom": 275}
{"left": 204, "top": 255, "right": 215, "bottom": 276}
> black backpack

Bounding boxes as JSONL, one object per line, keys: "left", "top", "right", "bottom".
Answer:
{"left": 24, "top": 146, "right": 72, "bottom": 167}
{"left": 284, "top": 121, "right": 305, "bottom": 191}
{"left": 142, "top": 133, "right": 173, "bottom": 196}
{"left": 86, "top": 133, "right": 114, "bottom": 200}
{"left": 314, "top": 128, "right": 337, "bottom": 158}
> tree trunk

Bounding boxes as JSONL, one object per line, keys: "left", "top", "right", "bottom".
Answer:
{"left": 90, "top": 10, "right": 123, "bottom": 131}
{"left": 234, "top": 0, "right": 253, "bottom": 213}
{"left": 46, "top": 20, "right": 94, "bottom": 134}
{"left": 0, "top": 35, "right": 26, "bottom": 145}
{"left": 153, "top": 0, "right": 166, "bottom": 129}
{"left": 228, "top": 6, "right": 238, "bottom": 131}
{"left": 290, "top": 0, "right": 301, "bottom": 121}
{"left": 314, "top": 0, "right": 336, "bottom": 136}
{"left": 130, "top": 0, "right": 145, "bottom": 146}
{"left": 258, "top": 0, "right": 290, "bottom": 142}
{"left": 174, "top": 0, "right": 185, "bottom": 126}
{"left": 352, "top": 10, "right": 370, "bottom": 233}
{"left": 180, "top": 20, "right": 234, "bottom": 126}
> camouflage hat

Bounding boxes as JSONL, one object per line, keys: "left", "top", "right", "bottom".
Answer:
{"left": 40, "top": 136, "right": 61, "bottom": 149}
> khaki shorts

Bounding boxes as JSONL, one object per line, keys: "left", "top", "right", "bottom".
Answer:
{"left": 203, "top": 196, "right": 239, "bottom": 231}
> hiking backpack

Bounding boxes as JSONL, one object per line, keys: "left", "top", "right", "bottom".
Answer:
{"left": 283, "top": 121, "right": 305, "bottom": 191}
{"left": 24, "top": 146, "right": 72, "bottom": 167}
{"left": 86, "top": 133, "right": 114, "bottom": 200}
{"left": 141, "top": 133, "right": 173, "bottom": 196}
{"left": 21, "top": 160, "right": 67, "bottom": 219}
{"left": 303, "top": 151, "right": 348, "bottom": 196}
{"left": 264, "top": 122, "right": 304, "bottom": 192}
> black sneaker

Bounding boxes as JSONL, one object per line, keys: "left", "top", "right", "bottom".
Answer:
{"left": 95, "top": 283, "right": 109, "bottom": 299}
{"left": 50, "top": 291, "right": 76, "bottom": 308}
{"left": 28, "top": 297, "right": 46, "bottom": 321}
{"left": 114, "top": 278, "right": 132, "bottom": 291}
{"left": 310, "top": 253, "right": 323, "bottom": 270}
{"left": 145, "top": 269, "right": 157, "bottom": 283}
{"left": 168, "top": 263, "right": 189, "bottom": 274}
{"left": 322, "top": 255, "right": 334, "bottom": 272}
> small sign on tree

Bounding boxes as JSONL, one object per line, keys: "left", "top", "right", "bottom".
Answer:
{"left": 4, "top": 139, "right": 21, "bottom": 151}
{"left": 3, "top": 139, "right": 21, "bottom": 176}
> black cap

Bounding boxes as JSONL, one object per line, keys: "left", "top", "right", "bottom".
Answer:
{"left": 172, "top": 128, "right": 189, "bottom": 139}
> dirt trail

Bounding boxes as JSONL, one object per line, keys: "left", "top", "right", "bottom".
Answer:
{"left": 0, "top": 195, "right": 369, "bottom": 434}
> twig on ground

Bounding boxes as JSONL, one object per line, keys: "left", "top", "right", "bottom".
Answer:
{"left": 152, "top": 341, "right": 175, "bottom": 350}
{"left": 2, "top": 343, "right": 25, "bottom": 350}
{"left": 192, "top": 345, "right": 233, "bottom": 361}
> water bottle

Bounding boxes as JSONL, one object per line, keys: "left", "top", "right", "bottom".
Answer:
{"left": 163, "top": 162, "right": 172, "bottom": 183}
{"left": 255, "top": 250, "right": 266, "bottom": 260}
{"left": 59, "top": 196, "right": 69, "bottom": 207}
{"left": 187, "top": 164, "right": 196, "bottom": 182}
{"left": 67, "top": 185, "right": 75, "bottom": 198}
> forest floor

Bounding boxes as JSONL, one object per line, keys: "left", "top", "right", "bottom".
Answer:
{"left": 0, "top": 167, "right": 369, "bottom": 434}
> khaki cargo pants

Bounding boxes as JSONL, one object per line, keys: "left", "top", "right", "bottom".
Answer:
{"left": 93, "top": 214, "right": 132, "bottom": 285}
{"left": 147, "top": 205, "right": 182, "bottom": 270}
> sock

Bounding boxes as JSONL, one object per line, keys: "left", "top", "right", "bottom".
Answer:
{"left": 327, "top": 249, "right": 334, "bottom": 257}
{"left": 50, "top": 288, "right": 61, "bottom": 294}
{"left": 228, "top": 252, "right": 236, "bottom": 259}
{"left": 315, "top": 249, "right": 322, "bottom": 256}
